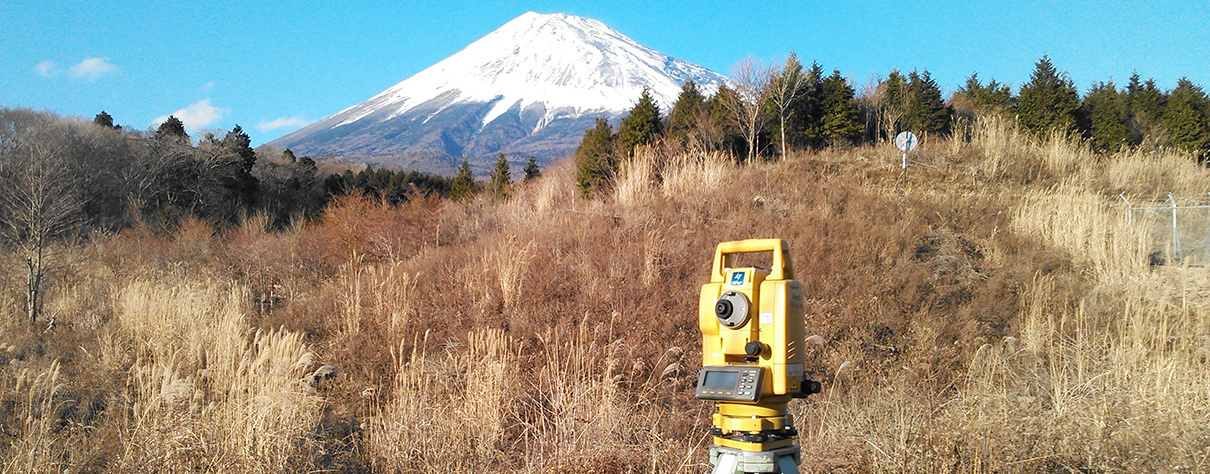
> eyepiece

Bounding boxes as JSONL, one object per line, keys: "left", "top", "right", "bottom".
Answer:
{"left": 715, "top": 300, "right": 733, "bottom": 319}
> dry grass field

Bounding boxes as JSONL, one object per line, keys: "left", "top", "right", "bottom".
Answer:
{"left": 2, "top": 117, "right": 1208, "bottom": 472}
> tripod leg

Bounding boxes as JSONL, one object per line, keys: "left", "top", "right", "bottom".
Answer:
{"left": 710, "top": 451, "right": 741, "bottom": 474}
{"left": 777, "top": 454, "right": 801, "bottom": 474}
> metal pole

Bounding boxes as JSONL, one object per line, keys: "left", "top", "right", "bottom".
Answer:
{"left": 1119, "top": 194, "right": 1132, "bottom": 225}
{"left": 1127, "top": 205, "right": 1210, "bottom": 211}
{"left": 1170, "top": 193, "right": 1183, "bottom": 262}
{"left": 1200, "top": 195, "right": 1210, "bottom": 264}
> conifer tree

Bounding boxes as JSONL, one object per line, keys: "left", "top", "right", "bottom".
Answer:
{"left": 221, "top": 125, "right": 256, "bottom": 171}
{"left": 669, "top": 81, "right": 707, "bottom": 143}
{"left": 218, "top": 125, "right": 259, "bottom": 210}
{"left": 789, "top": 62, "right": 825, "bottom": 149}
{"left": 575, "top": 118, "right": 615, "bottom": 196}
{"left": 820, "top": 70, "right": 861, "bottom": 147}
{"left": 952, "top": 73, "right": 1014, "bottom": 118}
{"left": 884, "top": 71, "right": 907, "bottom": 109}
{"left": 387, "top": 170, "right": 406, "bottom": 203}
{"left": 1161, "top": 78, "right": 1210, "bottom": 161}
{"left": 1126, "top": 73, "right": 1167, "bottom": 145}
{"left": 154, "top": 115, "right": 189, "bottom": 143}
{"left": 905, "top": 70, "right": 951, "bottom": 136}
{"left": 1017, "top": 56, "right": 1081, "bottom": 137}
{"left": 489, "top": 152, "right": 511, "bottom": 199}
{"left": 1084, "top": 81, "right": 1131, "bottom": 153}
{"left": 873, "top": 71, "right": 908, "bottom": 141}
{"left": 617, "top": 89, "right": 663, "bottom": 158}
{"left": 182, "top": 129, "right": 248, "bottom": 225}
{"left": 450, "top": 158, "right": 475, "bottom": 200}
{"left": 337, "top": 169, "right": 355, "bottom": 194}
{"left": 93, "top": 111, "right": 116, "bottom": 128}
{"left": 874, "top": 70, "right": 951, "bottom": 139}
{"left": 705, "top": 84, "right": 745, "bottom": 154}
{"left": 523, "top": 156, "right": 540, "bottom": 181}
{"left": 1126, "top": 73, "right": 1167, "bottom": 122}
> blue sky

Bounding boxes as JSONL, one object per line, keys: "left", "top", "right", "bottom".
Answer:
{"left": 2, "top": 0, "right": 1207, "bottom": 146}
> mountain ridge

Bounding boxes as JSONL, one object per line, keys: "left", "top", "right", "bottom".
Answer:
{"left": 269, "top": 11, "right": 726, "bottom": 175}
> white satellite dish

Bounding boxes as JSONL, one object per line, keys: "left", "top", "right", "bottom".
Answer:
{"left": 894, "top": 131, "right": 918, "bottom": 152}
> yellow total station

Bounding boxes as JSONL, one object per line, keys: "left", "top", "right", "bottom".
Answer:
{"left": 696, "top": 239, "right": 821, "bottom": 452}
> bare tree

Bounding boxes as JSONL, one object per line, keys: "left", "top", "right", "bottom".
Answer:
{"left": 687, "top": 100, "right": 724, "bottom": 155}
{"left": 0, "top": 114, "right": 81, "bottom": 325}
{"left": 767, "top": 53, "right": 807, "bottom": 158}
{"left": 722, "top": 57, "right": 772, "bottom": 161}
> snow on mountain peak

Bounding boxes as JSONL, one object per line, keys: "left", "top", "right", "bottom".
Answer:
{"left": 268, "top": 12, "right": 727, "bottom": 174}
{"left": 332, "top": 11, "right": 725, "bottom": 129}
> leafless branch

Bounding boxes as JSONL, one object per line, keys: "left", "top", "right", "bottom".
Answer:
{"left": 722, "top": 57, "right": 772, "bottom": 161}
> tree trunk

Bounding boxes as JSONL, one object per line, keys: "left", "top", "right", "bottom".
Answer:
{"left": 26, "top": 251, "right": 43, "bottom": 326}
{"left": 748, "top": 110, "right": 759, "bottom": 161}
{"left": 748, "top": 130, "right": 757, "bottom": 162}
{"left": 780, "top": 115, "right": 788, "bottom": 158}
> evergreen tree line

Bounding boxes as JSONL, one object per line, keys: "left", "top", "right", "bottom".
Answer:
{"left": 446, "top": 154, "right": 542, "bottom": 201}
{"left": 955, "top": 57, "right": 1210, "bottom": 156}
{"left": 325, "top": 152, "right": 541, "bottom": 205}
{"left": 0, "top": 108, "right": 480, "bottom": 236}
{"left": 577, "top": 55, "right": 1210, "bottom": 195}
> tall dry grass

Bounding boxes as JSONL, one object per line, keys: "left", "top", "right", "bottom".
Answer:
{"left": 3, "top": 115, "right": 1210, "bottom": 472}
{"left": 366, "top": 321, "right": 697, "bottom": 473}
{"left": 110, "top": 279, "right": 324, "bottom": 471}
{"left": 1011, "top": 187, "right": 1152, "bottom": 283}
{"left": 2, "top": 360, "right": 64, "bottom": 473}
{"left": 2, "top": 271, "right": 325, "bottom": 472}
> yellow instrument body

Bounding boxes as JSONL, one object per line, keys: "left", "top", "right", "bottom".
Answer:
{"left": 698, "top": 239, "right": 807, "bottom": 452}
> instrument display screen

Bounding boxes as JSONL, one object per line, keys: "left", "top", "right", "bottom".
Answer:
{"left": 695, "top": 366, "right": 763, "bottom": 402}
{"left": 703, "top": 370, "right": 738, "bottom": 388}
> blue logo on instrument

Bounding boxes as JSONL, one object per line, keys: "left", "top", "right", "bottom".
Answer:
{"left": 730, "top": 271, "right": 745, "bottom": 286}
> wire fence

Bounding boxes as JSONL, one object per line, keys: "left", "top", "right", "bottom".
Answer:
{"left": 1122, "top": 193, "right": 1210, "bottom": 266}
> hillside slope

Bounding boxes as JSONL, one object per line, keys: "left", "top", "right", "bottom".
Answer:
{"left": 3, "top": 118, "right": 1209, "bottom": 472}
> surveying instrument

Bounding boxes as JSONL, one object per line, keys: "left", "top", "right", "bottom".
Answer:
{"left": 696, "top": 239, "right": 821, "bottom": 474}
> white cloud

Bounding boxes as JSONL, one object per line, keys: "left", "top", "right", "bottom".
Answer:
{"left": 69, "top": 57, "right": 118, "bottom": 81}
{"left": 34, "top": 60, "right": 59, "bottom": 77}
{"left": 200, "top": 80, "right": 216, "bottom": 92}
{"left": 255, "top": 116, "right": 309, "bottom": 133}
{"left": 152, "top": 98, "right": 229, "bottom": 130}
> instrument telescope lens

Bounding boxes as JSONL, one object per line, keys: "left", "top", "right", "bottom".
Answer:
{"left": 715, "top": 300, "right": 733, "bottom": 318}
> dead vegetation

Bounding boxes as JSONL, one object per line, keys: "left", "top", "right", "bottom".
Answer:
{"left": 2, "top": 117, "right": 1209, "bottom": 472}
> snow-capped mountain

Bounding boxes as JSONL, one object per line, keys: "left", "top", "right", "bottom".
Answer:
{"left": 269, "top": 11, "right": 726, "bottom": 175}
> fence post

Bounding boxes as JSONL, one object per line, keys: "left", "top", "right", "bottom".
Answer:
{"left": 1169, "top": 193, "right": 1183, "bottom": 262}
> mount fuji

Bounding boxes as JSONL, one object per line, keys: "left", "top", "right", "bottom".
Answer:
{"left": 268, "top": 12, "right": 727, "bottom": 175}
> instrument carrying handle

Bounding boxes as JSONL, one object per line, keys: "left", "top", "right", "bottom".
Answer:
{"left": 712, "top": 239, "right": 795, "bottom": 281}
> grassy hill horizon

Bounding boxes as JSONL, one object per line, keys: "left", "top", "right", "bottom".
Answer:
{"left": 2, "top": 114, "right": 1209, "bottom": 472}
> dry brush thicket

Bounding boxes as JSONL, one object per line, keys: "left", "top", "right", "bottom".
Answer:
{"left": 2, "top": 117, "right": 1209, "bottom": 472}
